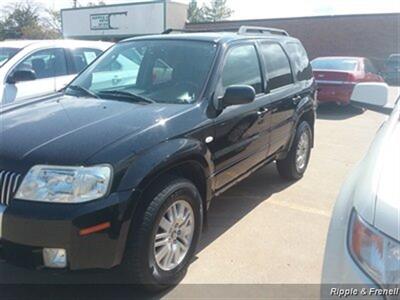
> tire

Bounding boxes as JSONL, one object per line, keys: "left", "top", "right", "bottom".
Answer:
{"left": 122, "top": 176, "right": 203, "bottom": 290}
{"left": 276, "top": 121, "right": 312, "bottom": 180}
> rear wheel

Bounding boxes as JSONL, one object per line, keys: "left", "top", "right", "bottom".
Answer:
{"left": 123, "top": 177, "right": 203, "bottom": 290}
{"left": 276, "top": 121, "right": 312, "bottom": 180}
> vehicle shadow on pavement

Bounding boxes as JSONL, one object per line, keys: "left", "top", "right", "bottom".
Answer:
{"left": 196, "top": 163, "right": 295, "bottom": 254}
{"left": 316, "top": 104, "right": 364, "bottom": 121}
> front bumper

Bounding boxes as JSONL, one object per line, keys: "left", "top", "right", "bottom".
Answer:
{"left": 0, "top": 190, "right": 138, "bottom": 271}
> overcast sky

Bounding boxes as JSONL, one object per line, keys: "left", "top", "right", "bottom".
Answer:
{"left": 1, "top": 0, "right": 399, "bottom": 19}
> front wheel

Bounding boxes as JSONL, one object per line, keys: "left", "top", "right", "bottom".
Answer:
{"left": 276, "top": 121, "right": 312, "bottom": 180}
{"left": 123, "top": 177, "right": 203, "bottom": 289}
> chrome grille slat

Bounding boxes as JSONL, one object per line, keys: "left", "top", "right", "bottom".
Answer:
{"left": 0, "top": 170, "right": 22, "bottom": 206}
{"left": 1, "top": 173, "right": 9, "bottom": 205}
{"left": 6, "top": 173, "right": 15, "bottom": 206}
{"left": 12, "top": 174, "right": 21, "bottom": 194}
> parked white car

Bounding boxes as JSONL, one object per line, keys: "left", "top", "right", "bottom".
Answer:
{"left": 322, "top": 83, "right": 399, "bottom": 298}
{"left": 0, "top": 40, "right": 112, "bottom": 105}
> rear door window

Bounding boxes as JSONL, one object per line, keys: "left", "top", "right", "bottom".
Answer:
{"left": 261, "top": 43, "right": 294, "bottom": 90}
{"left": 221, "top": 44, "right": 262, "bottom": 94}
{"left": 71, "top": 48, "right": 102, "bottom": 72}
{"left": 285, "top": 42, "right": 313, "bottom": 81}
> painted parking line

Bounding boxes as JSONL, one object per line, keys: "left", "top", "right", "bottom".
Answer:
{"left": 267, "top": 199, "right": 331, "bottom": 218}
{"left": 219, "top": 195, "right": 331, "bottom": 218}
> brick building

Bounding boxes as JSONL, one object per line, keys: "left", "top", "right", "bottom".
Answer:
{"left": 185, "top": 13, "right": 400, "bottom": 68}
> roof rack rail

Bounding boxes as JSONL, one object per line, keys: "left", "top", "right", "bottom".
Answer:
{"left": 238, "top": 26, "right": 289, "bottom": 36}
{"left": 162, "top": 28, "right": 191, "bottom": 34}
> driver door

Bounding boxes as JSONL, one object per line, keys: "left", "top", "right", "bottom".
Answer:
{"left": 4, "top": 48, "right": 68, "bottom": 104}
{"left": 212, "top": 44, "right": 269, "bottom": 190}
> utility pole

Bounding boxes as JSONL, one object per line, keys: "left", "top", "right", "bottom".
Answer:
{"left": 73, "top": 0, "right": 77, "bottom": 8}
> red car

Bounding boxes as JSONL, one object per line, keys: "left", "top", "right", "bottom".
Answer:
{"left": 311, "top": 56, "right": 384, "bottom": 105}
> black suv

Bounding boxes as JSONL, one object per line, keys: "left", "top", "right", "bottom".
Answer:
{"left": 0, "top": 27, "right": 316, "bottom": 287}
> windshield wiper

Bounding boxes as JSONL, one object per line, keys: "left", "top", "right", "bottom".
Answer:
{"left": 67, "top": 85, "right": 99, "bottom": 99}
{"left": 97, "top": 90, "right": 155, "bottom": 104}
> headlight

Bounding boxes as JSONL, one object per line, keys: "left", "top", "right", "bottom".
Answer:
{"left": 349, "top": 210, "right": 400, "bottom": 286}
{"left": 16, "top": 165, "right": 112, "bottom": 203}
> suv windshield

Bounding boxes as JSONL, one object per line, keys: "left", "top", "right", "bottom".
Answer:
{"left": 67, "top": 40, "right": 218, "bottom": 104}
{"left": 311, "top": 58, "right": 358, "bottom": 71}
{"left": 0, "top": 47, "right": 20, "bottom": 67}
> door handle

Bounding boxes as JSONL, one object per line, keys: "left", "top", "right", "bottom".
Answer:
{"left": 257, "top": 107, "right": 269, "bottom": 116}
{"left": 292, "top": 95, "right": 302, "bottom": 102}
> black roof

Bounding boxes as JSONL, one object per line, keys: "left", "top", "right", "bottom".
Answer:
{"left": 121, "top": 32, "right": 298, "bottom": 45}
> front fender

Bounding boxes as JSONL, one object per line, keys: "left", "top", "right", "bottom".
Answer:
{"left": 117, "top": 138, "right": 214, "bottom": 192}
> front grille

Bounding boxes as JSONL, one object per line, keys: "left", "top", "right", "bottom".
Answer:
{"left": 0, "top": 170, "right": 22, "bottom": 206}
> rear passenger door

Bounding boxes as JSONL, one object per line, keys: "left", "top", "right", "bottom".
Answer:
{"left": 213, "top": 43, "right": 269, "bottom": 190}
{"left": 260, "top": 42, "right": 297, "bottom": 156}
{"left": 69, "top": 48, "right": 102, "bottom": 73}
{"left": 60, "top": 48, "right": 103, "bottom": 90}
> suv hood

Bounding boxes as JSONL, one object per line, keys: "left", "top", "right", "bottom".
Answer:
{"left": 353, "top": 112, "right": 400, "bottom": 241}
{"left": 0, "top": 94, "right": 189, "bottom": 169}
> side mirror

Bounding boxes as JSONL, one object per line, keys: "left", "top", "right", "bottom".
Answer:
{"left": 220, "top": 85, "right": 256, "bottom": 108}
{"left": 6, "top": 69, "right": 37, "bottom": 84}
{"left": 350, "top": 82, "right": 392, "bottom": 113}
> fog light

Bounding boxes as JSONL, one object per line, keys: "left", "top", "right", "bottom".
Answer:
{"left": 43, "top": 248, "right": 67, "bottom": 268}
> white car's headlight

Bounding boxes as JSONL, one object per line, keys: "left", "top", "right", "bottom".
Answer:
{"left": 349, "top": 210, "right": 400, "bottom": 286}
{"left": 15, "top": 165, "right": 112, "bottom": 203}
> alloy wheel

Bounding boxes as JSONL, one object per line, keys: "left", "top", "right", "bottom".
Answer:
{"left": 295, "top": 131, "right": 310, "bottom": 172}
{"left": 153, "top": 200, "right": 195, "bottom": 271}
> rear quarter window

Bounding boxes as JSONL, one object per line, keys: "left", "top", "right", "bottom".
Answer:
{"left": 284, "top": 42, "right": 313, "bottom": 81}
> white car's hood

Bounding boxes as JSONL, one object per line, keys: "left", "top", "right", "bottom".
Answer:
{"left": 353, "top": 110, "right": 400, "bottom": 241}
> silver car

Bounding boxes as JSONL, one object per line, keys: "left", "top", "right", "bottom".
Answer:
{"left": 322, "top": 83, "right": 399, "bottom": 298}
{"left": 0, "top": 40, "right": 112, "bottom": 105}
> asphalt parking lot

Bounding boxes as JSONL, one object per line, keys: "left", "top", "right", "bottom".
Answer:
{"left": 0, "top": 88, "right": 398, "bottom": 299}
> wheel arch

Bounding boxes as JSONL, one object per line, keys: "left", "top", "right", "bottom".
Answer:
{"left": 297, "top": 108, "right": 315, "bottom": 147}
{"left": 119, "top": 138, "right": 214, "bottom": 226}
{"left": 293, "top": 94, "right": 316, "bottom": 146}
{"left": 278, "top": 101, "right": 315, "bottom": 161}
